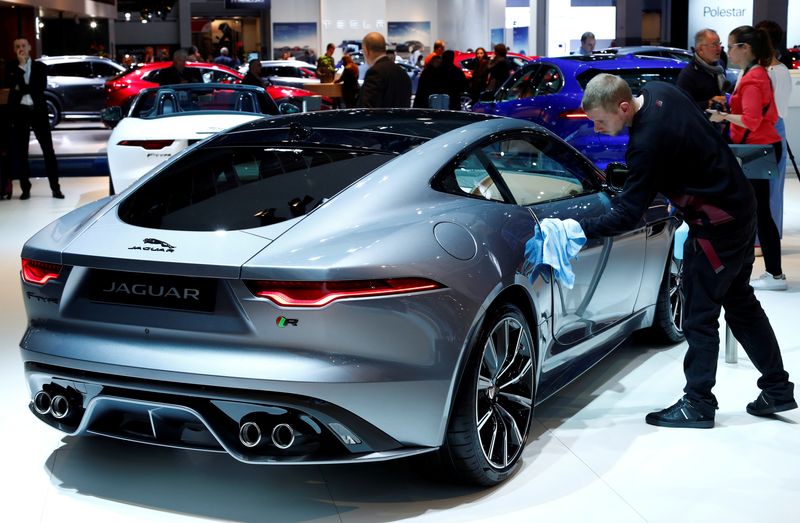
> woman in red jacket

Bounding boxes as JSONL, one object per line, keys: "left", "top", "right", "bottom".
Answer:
{"left": 709, "top": 25, "right": 785, "bottom": 290}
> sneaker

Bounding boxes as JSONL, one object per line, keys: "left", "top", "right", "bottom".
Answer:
{"left": 746, "top": 391, "right": 798, "bottom": 417}
{"left": 750, "top": 272, "right": 787, "bottom": 291}
{"left": 645, "top": 396, "right": 715, "bottom": 428}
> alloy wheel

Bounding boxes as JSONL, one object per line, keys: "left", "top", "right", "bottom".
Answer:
{"left": 475, "top": 315, "right": 534, "bottom": 470}
{"left": 668, "top": 257, "right": 684, "bottom": 335}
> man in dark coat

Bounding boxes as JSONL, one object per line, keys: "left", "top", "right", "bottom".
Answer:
{"left": 242, "top": 59, "right": 265, "bottom": 88}
{"left": 6, "top": 37, "right": 63, "bottom": 199}
{"left": 357, "top": 32, "right": 411, "bottom": 109}
{"left": 677, "top": 28, "right": 729, "bottom": 114}
{"left": 156, "top": 49, "right": 202, "bottom": 86}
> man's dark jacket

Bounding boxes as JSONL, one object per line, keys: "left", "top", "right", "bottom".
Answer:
{"left": 6, "top": 59, "right": 48, "bottom": 113}
{"left": 357, "top": 56, "right": 411, "bottom": 108}
{"left": 676, "top": 57, "right": 725, "bottom": 112}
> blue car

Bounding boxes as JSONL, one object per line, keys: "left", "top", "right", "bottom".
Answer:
{"left": 473, "top": 54, "right": 686, "bottom": 169}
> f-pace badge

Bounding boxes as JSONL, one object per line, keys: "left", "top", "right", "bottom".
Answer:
{"left": 276, "top": 316, "right": 299, "bottom": 328}
{"left": 129, "top": 238, "right": 176, "bottom": 253}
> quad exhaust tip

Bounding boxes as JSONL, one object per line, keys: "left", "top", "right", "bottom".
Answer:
{"left": 271, "top": 423, "right": 295, "bottom": 450}
{"left": 33, "top": 391, "right": 52, "bottom": 415}
{"left": 238, "top": 419, "right": 296, "bottom": 450}
{"left": 50, "top": 395, "right": 71, "bottom": 419}
{"left": 239, "top": 421, "right": 262, "bottom": 448}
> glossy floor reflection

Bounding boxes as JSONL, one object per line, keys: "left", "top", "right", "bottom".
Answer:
{"left": 1, "top": 177, "right": 798, "bottom": 522}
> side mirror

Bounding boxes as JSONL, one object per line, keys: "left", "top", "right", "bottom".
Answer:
{"left": 478, "top": 90, "right": 496, "bottom": 104}
{"left": 100, "top": 106, "right": 123, "bottom": 129}
{"left": 604, "top": 162, "right": 629, "bottom": 192}
{"left": 278, "top": 102, "right": 301, "bottom": 115}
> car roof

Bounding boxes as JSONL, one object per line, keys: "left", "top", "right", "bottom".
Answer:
{"left": 534, "top": 53, "right": 686, "bottom": 75}
{"left": 219, "top": 109, "right": 504, "bottom": 145}
{"left": 41, "top": 55, "right": 120, "bottom": 63}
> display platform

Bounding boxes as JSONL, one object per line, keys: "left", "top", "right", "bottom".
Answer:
{"left": 0, "top": 176, "right": 798, "bottom": 522}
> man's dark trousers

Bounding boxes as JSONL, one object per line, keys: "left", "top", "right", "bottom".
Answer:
{"left": 11, "top": 106, "right": 60, "bottom": 194}
{"left": 682, "top": 217, "right": 793, "bottom": 412}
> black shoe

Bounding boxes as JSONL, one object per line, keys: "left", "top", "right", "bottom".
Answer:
{"left": 645, "top": 396, "right": 715, "bottom": 428}
{"left": 20, "top": 192, "right": 30, "bottom": 200}
{"left": 746, "top": 391, "right": 798, "bottom": 417}
{"left": 52, "top": 190, "right": 65, "bottom": 199}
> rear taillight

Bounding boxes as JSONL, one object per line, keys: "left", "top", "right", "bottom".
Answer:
{"left": 110, "top": 80, "right": 129, "bottom": 90}
{"left": 21, "top": 258, "right": 62, "bottom": 285}
{"left": 245, "top": 278, "right": 444, "bottom": 307}
{"left": 559, "top": 109, "right": 589, "bottom": 119}
{"left": 117, "top": 140, "right": 175, "bottom": 150}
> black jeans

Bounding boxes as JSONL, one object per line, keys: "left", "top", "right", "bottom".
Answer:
{"left": 750, "top": 141, "right": 783, "bottom": 275}
{"left": 10, "top": 106, "right": 60, "bottom": 194}
{"left": 682, "top": 218, "right": 793, "bottom": 412}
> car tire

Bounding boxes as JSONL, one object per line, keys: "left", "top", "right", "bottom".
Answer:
{"left": 645, "top": 251, "right": 685, "bottom": 344}
{"left": 440, "top": 303, "right": 536, "bottom": 486}
{"left": 45, "top": 98, "right": 61, "bottom": 129}
{"left": 460, "top": 93, "right": 473, "bottom": 112}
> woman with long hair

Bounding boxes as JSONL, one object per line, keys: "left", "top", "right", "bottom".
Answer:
{"left": 709, "top": 25, "right": 785, "bottom": 290}
{"left": 469, "top": 47, "right": 491, "bottom": 103}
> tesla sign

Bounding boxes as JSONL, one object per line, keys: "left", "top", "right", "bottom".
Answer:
{"left": 687, "top": 0, "right": 752, "bottom": 49}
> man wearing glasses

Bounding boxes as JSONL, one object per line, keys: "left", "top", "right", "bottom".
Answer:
{"left": 677, "top": 28, "right": 730, "bottom": 117}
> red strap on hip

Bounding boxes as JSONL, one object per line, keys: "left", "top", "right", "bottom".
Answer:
{"left": 697, "top": 238, "right": 725, "bottom": 273}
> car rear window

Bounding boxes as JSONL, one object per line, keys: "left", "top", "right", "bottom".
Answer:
{"left": 577, "top": 68, "right": 681, "bottom": 95}
{"left": 130, "top": 87, "right": 276, "bottom": 116}
{"left": 118, "top": 146, "right": 395, "bottom": 231}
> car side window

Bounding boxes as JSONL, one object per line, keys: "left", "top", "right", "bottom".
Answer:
{"left": 505, "top": 65, "right": 562, "bottom": 100}
{"left": 481, "top": 137, "right": 594, "bottom": 206}
{"left": 435, "top": 152, "right": 506, "bottom": 202}
{"left": 48, "top": 62, "right": 92, "bottom": 77}
{"left": 92, "top": 61, "right": 121, "bottom": 78}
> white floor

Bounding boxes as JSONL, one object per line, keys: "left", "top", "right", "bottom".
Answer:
{"left": 1, "top": 176, "right": 799, "bottom": 523}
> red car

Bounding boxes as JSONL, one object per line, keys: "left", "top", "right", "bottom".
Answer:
{"left": 454, "top": 51, "right": 535, "bottom": 80}
{"left": 105, "top": 61, "right": 327, "bottom": 110}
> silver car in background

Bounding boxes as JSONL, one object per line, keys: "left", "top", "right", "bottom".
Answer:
{"left": 20, "top": 109, "right": 682, "bottom": 486}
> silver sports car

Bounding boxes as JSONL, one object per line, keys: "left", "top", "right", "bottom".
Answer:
{"left": 20, "top": 109, "right": 683, "bottom": 486}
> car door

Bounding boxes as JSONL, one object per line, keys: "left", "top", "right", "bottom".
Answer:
{"left": 47, "top": 61, "right": 94, "bottom": 112}
{"left": 477, "top": 132, "right": 646, "bottom": 354}
{"left": 88, "top": 60, "right": 123, "bottom": 112}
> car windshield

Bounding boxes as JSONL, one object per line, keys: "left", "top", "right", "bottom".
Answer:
{"left": 130, "top": 86, "right": 276, "bottom": 117}
{"left": 577, "top": 68, "right": 681, "bottom": 95}
{"left": 118, "top": 146, "right": 396, "bottom": 231}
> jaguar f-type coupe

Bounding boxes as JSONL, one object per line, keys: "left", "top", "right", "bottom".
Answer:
{"left": 20, "top": 109, "right": 683, "bottom": 485}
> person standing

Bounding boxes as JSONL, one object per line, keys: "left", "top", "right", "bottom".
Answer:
{"left": 316, "top": 43, "right": 336, "bottom": 83}
{"left": 335, "top": 54, "right": 360, "bottom": 108}
{"left": 755, "top": 20, "right": 792, "bottom": 240}
{"left": 708, "top": 25, "right": 786, "bottom": 291}
{"left": 6, "top": 37, "right": 63, "bottom": 200}
{"left": 357, "top": 32, "right": 411, "bottom": 109}
{"left": 242, "top": 59, "right": 265, "bottom": 87}
{"left": 577, "top": 32, "right": 596, "bottom": 55}
{"left": 156, "top": 49, "right": 202, "bottom": 86}
{"left": 487, "top": 43, "right": 511, "bottom": 93}
{"left": 424, "top": 39, "right": 445, "bottom": 67}
{"left": 580, "top": 73, "right": 795, "bottom": 427}
{"left": 214, "top": 47, "right": 234, "bottom": 67}
{"left": 469, "top": 47, "right": 491, "bottom": 103}
{"left": 677, "top": 29, "right": 729, "bottom": 114}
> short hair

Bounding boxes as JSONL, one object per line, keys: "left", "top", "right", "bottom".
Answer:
{"left": 581, "top": 73, "right": 632, "bottom": 113}
{"left": 433, "top": 39, "right": 445, "bottom": 51}
{"left": 581, "top": 32, "right": 595, "bottom": 43}
{"left": 326, "top": 43, "right": 335, "bottom": 51}
{"left": 694, "top": 28, "right": 718, "bottom": 46}
{"left": 248, "top": 58, "right": 260, "bottom": 68}
{"left": 220, "top": 47, "right": 229, "bottom": 55}
{"left": 173, "top": 49, "right": 188, "bottom": 60}
{"left": 362, "top": 32, "right": 386, "bottom": 54}
{"left": 494, "top": 43, "right": 507, "bottom": 57}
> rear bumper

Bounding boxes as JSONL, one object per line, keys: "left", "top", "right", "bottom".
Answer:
{"left": 24, "top": 361, "right": 440, "bottom": 464}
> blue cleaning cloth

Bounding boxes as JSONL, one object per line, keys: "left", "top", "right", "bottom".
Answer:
{"left": 524, "top": 218, "right": 587, "bottom": 289}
